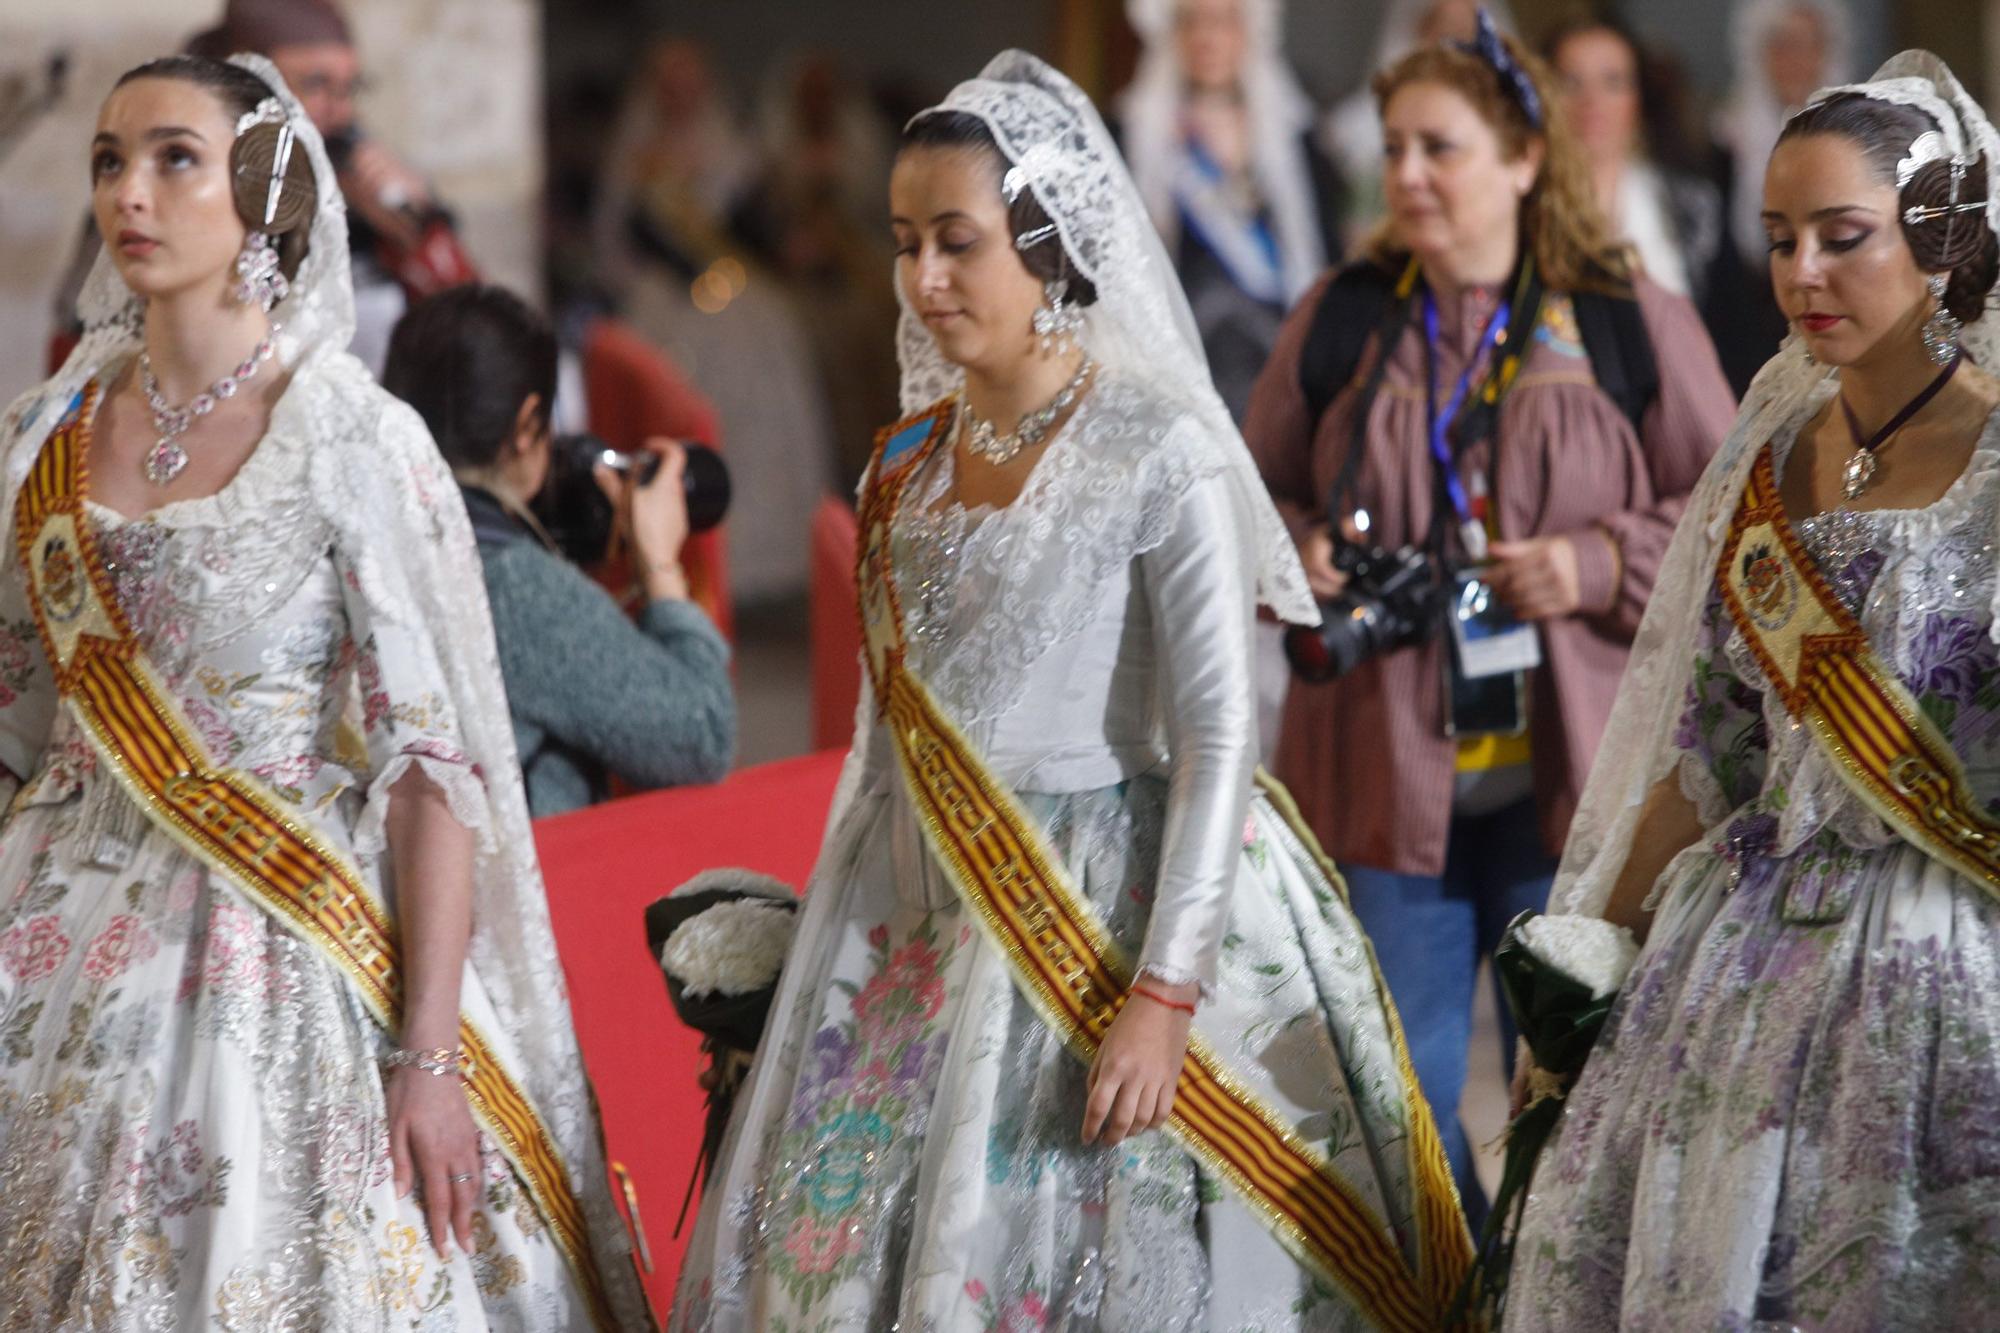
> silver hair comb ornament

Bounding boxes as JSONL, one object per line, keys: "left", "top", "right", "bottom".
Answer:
{"left": 234, "top": 97, "right": 295, "bottom": 227}
{"left": 1015, "top": 222, "right": 1059, "bottom": 251}
{"left": 233, "top": 96, "right": 286, "bottom": 137}
{"left": 1899, "top": 140, "right": 1983, "bottom": 230}
{"left": 1904, "top": 196, "right": 1986, "bottom": 226}
{"left": 1001, "top": 158, "right": 1062, "bottom": 249}
{"left": 1896, "top": 130, "right": 1958, "bottom": 189}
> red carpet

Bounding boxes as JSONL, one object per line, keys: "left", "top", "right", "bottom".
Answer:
{"left": 535, "top": 749, "right": 845, "bottom": 1322}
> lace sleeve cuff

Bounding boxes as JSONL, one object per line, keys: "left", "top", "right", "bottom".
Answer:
{"left": 1136, "top": 960, "right": 1216, "bottom": 1006}
{"left": 350, "top": 747, "right": 494, "bottom": 857}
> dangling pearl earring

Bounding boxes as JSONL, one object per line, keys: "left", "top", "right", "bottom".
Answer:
{"left": 232, "top": 232, "right": 290, "bottom": 312}
{"left": 1922, "top": 271, "right": 1963, "bottom": 366}
{"left": 1032, "top": 279, "right": 1085, "bottom": 357}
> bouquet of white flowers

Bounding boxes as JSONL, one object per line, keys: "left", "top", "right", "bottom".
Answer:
{"left": 645, "top": 868, "right": 800, "bottom": 1231}
{"left": 1455, "top": 909, "right": 1638, "bottom": 1321}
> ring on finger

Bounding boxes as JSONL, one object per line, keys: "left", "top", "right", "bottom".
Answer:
{"left": 448, "top": 1171, "right": 477, "bottom": 1184}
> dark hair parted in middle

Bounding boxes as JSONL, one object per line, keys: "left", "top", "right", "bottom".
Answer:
{"left": 1779, "top": 93, "right": 2000, "bottom": 324}
{"left": 898, "top": 110, "right": 1100, "bottom": 307}
{"left": 382, "top": 284, "right": 558, "bottom": 470}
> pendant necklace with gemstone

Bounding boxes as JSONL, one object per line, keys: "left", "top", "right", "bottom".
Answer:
{"left": 1837, "top": 349, "right": 1960, "bottom": 501}
{"left": 961, "top": 357, "right": 1096, "bottom": 466}
{"left": 139, "top": 322, "right": 281, "bottom": 486}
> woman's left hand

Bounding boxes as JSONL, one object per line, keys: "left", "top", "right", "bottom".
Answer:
{"left": 387, "top": 1065, "right": 482, "bottom": 1259}
{"left": 1486, "top": 535, "right": 1582, "bottom": 621}
{"left": 1083, "top": 979, "right": 1197, "bottom": 1147}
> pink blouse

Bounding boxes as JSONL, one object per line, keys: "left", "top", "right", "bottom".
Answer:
{"left": 1246, "top": 269, "right": 1737, "bottom": 875}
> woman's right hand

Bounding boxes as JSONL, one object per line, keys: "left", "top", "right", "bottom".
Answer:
{"left": 1300, "top": 528, "right": 1349, "bottom": 602}
{"left": 597, "top": 438, "right": 691, "bottom": 601}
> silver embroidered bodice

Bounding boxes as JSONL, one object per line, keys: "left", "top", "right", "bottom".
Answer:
{"left": 854, "top": 377, "right": 1266, "bottom": 988}
{"left": 0, "top": 420, "right": 480, "bottom": 870}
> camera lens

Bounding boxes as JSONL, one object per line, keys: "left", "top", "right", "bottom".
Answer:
{"left": 680, "top": 443, "right": 731, "bottom": 534}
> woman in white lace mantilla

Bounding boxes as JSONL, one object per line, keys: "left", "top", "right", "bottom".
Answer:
{"left": 670, "top": 52, "right": 1468, "bottom": 1332}
{"left": 1504, "top": 52, "right": 2000, "bottom": 1330}
{"left": 0, "top": 55, "right": 649, "bottom": 1329}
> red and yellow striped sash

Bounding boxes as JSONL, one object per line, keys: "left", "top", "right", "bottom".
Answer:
{"left": 1720, "top": 446, "right": 2000, "bottom": 893}
{"left": 14, "top": 385, "right": 620, "bottom": 1331}
{"left": 857, "top": 407, "right": 1473, "bottom": 1331}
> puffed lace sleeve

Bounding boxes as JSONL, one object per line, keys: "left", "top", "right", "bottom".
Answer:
{"left": 1134, "top": 466, "right": 1262, "bottom": 996}
{"left": 336, "top": 542, "right": 490, "bottom": 852}
{"left": 0, "top": 391, "right": 60, "bottom": 804}
{"left": 320, "top": 397, "right": 495, "bottom": 855}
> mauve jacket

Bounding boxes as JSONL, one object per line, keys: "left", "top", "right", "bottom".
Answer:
{"left": 1245, "top": 265, "right": 1737, "bottom": 875}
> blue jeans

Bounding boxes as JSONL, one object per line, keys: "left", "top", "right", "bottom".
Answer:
{"left": 1341, "top": 796, "right": 1557, "bottom": 1235}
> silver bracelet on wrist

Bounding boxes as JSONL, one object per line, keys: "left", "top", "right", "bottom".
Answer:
{"left": 382, "top": 1045, "right": 474, "bottom": 1079}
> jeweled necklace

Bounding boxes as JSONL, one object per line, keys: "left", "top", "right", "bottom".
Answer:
{"left": 139, "top": 322, "right": 281, "bottom": 485}
{"left": 1838, "top": 350, "right": 1960, "bottom": 500}
{"left": 961, "top": 358, "right": 1095, "bottom": 466}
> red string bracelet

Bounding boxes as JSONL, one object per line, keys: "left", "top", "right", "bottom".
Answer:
{"left": 1129, "top": 983, "right": 1197, "bottom": 1015}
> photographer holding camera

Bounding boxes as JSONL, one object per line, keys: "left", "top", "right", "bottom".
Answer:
{"left": 384, "top": 285, "right": 735, "bottom": 817}
{"left": 1243, "top": 19, "right": 1732, "bottom": 1220}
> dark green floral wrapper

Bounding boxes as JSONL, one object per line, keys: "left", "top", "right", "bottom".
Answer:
{"left": 644, "top": 869, "right": 800, "bottom": 1235}
{"left": 1453, "top": 908, "right": 1637, "bottom": 1323}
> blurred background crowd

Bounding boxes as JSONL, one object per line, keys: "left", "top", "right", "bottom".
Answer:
{"left": 5, "top": 2, "right": 1985, "bottom": 696}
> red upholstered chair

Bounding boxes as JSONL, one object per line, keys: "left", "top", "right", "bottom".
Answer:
{"left": 809, "top": 497, "right": 862, "bottom": 752}
{"left": 581, "top": 319, "right": 734, "bottom": 642}
{"left": 535, "top": 750, "right": 845, "bottom": 1318}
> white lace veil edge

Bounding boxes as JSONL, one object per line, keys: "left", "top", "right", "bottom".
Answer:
{"left": 1116, "top": 0, "right": 1326, "bottom": 301}
{"left": 1550, "top": 50, "right": 2000, "bottom": 920}
{"left": 896, "top": 50, "right": 1318, "bottom": 626}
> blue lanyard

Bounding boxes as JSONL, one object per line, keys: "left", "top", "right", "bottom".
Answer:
{"left": 1422, "top": 288, "right": 1509, "bottom": 543}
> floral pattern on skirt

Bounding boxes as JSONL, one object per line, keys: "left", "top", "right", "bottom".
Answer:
{"left": 0, "top": 764, "right": 586, "bottom": 1331}
{"left": 673, "top": 776, "right": 1429, "bottom": 1332}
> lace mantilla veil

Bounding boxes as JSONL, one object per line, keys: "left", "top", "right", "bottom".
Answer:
{"left": 1553, "top": 50, "right": 2000, "bottom": 919}
{"left": 0, "top": 56, "right": 648, "bottom": 1319}
{"left": 897, "top": 50, "right": 1318, "bottom": 629}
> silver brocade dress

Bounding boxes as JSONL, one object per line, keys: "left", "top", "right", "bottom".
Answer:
{"left": 670, "top": 377, "right": 1452, "bottom": 1331}
{"left": 1505, "top": 416, "right": 2000, "bottom": 1330}
{"left": 0, "top": 381, "right": 627, "bottom": 1330}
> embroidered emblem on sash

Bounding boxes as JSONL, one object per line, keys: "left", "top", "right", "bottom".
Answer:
{"left": 1738, "top": 541, "right": 1797, "bottom": 631}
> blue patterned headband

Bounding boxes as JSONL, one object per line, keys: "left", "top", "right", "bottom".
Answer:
{"left": 1455, "top": 8, "right": 1542, "bottom": 130}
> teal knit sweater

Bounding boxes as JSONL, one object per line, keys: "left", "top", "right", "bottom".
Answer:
{"left": 477, "top": 538, "right": 736, "bottom": 818}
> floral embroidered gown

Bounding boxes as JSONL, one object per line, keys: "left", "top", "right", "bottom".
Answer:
{"left": 0, "top": 381, "right": 640, "bottom": 1330}
{"left": 1505, "top": 415, "right": 2000, "bottom": 1329}
{"left": 670, "top": 377, "right": 1457, "bottom": 1332}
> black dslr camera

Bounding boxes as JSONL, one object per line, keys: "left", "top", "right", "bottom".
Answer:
{"left": 531, "top": 434, "right": 732, "bottom": 567}
{"left": 1283, "top": 532, "right": 1447, "bottom": 684}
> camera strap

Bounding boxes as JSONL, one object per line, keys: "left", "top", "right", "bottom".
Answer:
{"left": 1324, "top": 258, "right": 1421, "bottom": 528}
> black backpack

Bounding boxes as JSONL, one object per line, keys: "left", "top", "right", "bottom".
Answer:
{"left": 1296, "top": 261, "right": 1660, "bottom": 436}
